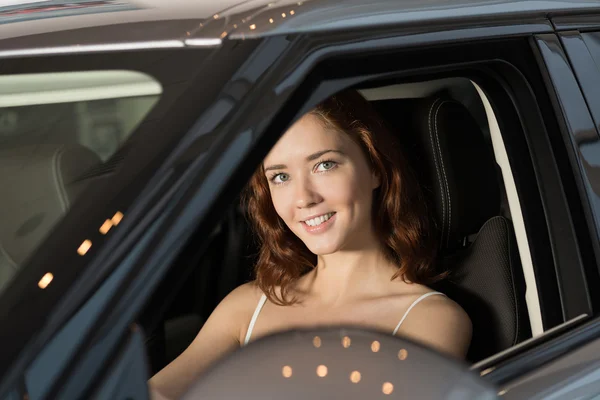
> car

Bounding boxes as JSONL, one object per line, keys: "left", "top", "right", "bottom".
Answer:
{"left": 1, "top": 0, "right": 600, "bottom": 398}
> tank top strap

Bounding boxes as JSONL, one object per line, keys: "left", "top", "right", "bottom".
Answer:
{"left": 243, "top": 293, "right": 268, "bottom": 346}
{"left": 392, "top": 292, "right": 446, "bottom": 336}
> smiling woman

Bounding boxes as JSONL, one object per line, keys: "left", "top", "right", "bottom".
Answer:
{"left": 149, "top": 90, "right": 472, "bottom": 400}
{"left": 246, "top": 90, "right": 444, "bottom": 306}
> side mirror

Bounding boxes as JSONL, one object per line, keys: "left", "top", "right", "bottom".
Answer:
{"left": 183, "top": 327, "right": 498, "bottom": 399}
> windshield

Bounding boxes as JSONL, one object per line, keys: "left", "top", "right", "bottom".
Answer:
{"left": 0, "top": 69, "right": 161, "bottom": 297}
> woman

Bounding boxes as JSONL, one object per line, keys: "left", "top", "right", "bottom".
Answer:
{"left": 149, "top": 90, "right": 472, "bottom": 399}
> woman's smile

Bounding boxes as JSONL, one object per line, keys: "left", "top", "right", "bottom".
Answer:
{"left": 301, "top": 212, "right": 337, "bottom": 234}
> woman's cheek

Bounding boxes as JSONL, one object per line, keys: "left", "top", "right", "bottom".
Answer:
{"left": 270, "top": 190, "right": 292, "bottom": 223}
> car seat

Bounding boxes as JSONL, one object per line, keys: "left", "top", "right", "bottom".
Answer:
{"left": 372, "top": 93, "right": 531, "bottom": 362}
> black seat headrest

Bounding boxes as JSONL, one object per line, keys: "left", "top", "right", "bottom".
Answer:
{"left": 373, "top": 95, "right": 501, "bottom": 252}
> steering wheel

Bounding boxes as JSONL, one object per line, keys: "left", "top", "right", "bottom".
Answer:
{"left": 181, "top": 327, "right": 497, "bottom": 399}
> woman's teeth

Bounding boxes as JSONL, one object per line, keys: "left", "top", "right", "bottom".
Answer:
{"left": 304, "top": 212, "right": 335, "bottom": 227}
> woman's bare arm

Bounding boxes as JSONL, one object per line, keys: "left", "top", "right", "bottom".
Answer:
{"left": 149, "top": 283, "right": 258, "bottom": 399}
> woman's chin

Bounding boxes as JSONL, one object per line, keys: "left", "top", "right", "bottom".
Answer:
{"left": 306, "top": 242, "right": 341, "bottom": 256}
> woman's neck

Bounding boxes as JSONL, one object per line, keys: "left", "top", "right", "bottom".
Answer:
{"left": 299, "top": 244, "right": 399, "bottom": 307}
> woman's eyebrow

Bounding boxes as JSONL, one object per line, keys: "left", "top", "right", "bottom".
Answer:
{"left": 306, "top": 149, "right": 344, "bottom": 161}
{"left": 264, "top": 149, "right": 344, "bottom": 172}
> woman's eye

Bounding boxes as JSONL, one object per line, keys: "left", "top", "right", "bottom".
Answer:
{"left": 315, "top": 161, "right": 337, "bottom": 172}
{"left": 272, "top": 173, "right": 290, "bottom": 183}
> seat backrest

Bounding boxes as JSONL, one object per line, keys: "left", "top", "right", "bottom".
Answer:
{"left": 373, "top": 93, "right": 531, "bottom": 361}
{"left": 0, "top": 144, "right": 100, "bottom": 292}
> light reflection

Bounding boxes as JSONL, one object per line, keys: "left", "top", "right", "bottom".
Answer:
{"left": 398, "top": 349, "right": 408, "bottom": 360}
{"left": 213, "top": 14, "right": 219, "bottom": 19}
{"left": 382, "top": 382, "right": 394, "bottom": 395}
{"left": 282, "top": 366, "right": 293, "bottom": 378}
{"left": 233, "top": 24, "right": 238, "bottom": 28}
{"left": 342, "top": 336, "right": 351, "bottom": 348}
{"left": 350, "top": 371, "right": 361, "bottom": 383}
{"left": 99, "top": 219, "right": 113, "bottom": 235}
{"left": 498, "top": 389, "right": 508, "bottom": 396}
{"left": 290, "top": 10, "right": 295, "bottom": 15}
{"left": 111, "top": 211, "right": 124, "bottom": 225}
{"left": 371, "top": 341, "right": 380, "bottom": 352}
{"left": 269, "top": 18, "right": 274, "bottom": 23}
{"left": 38, "top": 273, "right": 54, "bottom": 289}
{"left": 249, "top": 24, "right": 256, "bottom": 30}
{"left": 78, "top": 240, "right": 92, "bottom": 256}
{"left": 220, "top": 31, "right": 228, "bottom": 39}
{"left": 313, "top": 336, "right": 322, "bottom": 348}
{"left": 316, "top": 365, "right": 328, "bottom": 377}
{"left": 480, "top": 367, "right": 495, "bottom": 376}
{"left": 281, "top": 12, "right": 286, "bottom": 18}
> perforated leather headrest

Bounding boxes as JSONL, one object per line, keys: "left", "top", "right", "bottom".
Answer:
{"left": 373, "top": 94, "right": 500, "bottom": 251}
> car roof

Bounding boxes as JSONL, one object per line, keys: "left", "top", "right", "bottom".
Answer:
{"left": 0, "top": 0, "right": 599, "bottom": 56}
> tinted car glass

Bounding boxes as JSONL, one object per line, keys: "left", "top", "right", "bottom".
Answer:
{"left": 0, "top": 70, "right": 161, "bottom": 297}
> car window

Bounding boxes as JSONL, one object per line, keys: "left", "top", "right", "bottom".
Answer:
{"left": 0, "top": 70, "right": 161, "bottom": 297}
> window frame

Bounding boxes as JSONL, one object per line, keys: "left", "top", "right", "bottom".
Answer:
{"left": 140, "top": 30, "right": 594, "bottom": 384}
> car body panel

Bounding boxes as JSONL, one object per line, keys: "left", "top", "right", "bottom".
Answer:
{"left": 502, "top": 333, "right": 600, "bottom": 399}
{"left": 192, "top": 0, "right": 600, "bottom": 40}
{"left": 1, "top": 0, "right": 600, "bottom": 56}
{"left": 535, "top": 33, "right": 600, "bottom": 284}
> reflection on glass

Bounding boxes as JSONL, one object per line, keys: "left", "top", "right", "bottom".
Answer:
{"left": 38, "top": 273, "right": 54, "bottom": 289}
{"left": 371, "top": 341, "right": 380, "bottom": 352}
{"left": 342, "top": 336, "right": 351, "bottom": 348}
{"left": 398, "top": 349, "right": 408, "bottom": 361}
{"left": 282, "top": 366, "right": 293, "bottom": 378}
{"left": 111, "top": 211, "right": 123, "bottom": 225}
{"left": 313, "top": 336, "right": 322, "bottom": 348}
{"left": 290, "top": 10, "right": 295, "bottom": 15}
{"left": 316, "top": 365, "right": 328, "bottom": 378}
{"left": 269, "top": 18, "right": 274, "bottom": 23}
{"left": 77, "top": 240, "right": 92, "bottom": 256}
{"left": 281, "top": 12, "right": 286, "bottom": 18}
{"left": 250, "top": 24, "right": 256, "bottom": 30}
{"left": 350, "top": 371, "right": 361, "bottom": 383}
{"left": 382, "top": 382, "right": 394, "bottom": 395}
{"left": 99, "top": 219, "right": 113, "bottom": 235}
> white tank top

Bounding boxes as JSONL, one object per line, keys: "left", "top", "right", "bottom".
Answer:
{"left": 243, "top": 291, "right": 446, "bottom": 346}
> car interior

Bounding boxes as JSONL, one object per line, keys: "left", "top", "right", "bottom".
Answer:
{"left": 0, "top": 71, "right": 539, "bottom": 373}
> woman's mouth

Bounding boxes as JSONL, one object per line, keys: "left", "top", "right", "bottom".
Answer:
{"left": 301, "top": 212, "right": 336, "bottom": 234}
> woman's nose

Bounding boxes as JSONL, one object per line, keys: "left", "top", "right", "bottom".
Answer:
{"left": 295, "top": 177, "right": 322, "bottom": 209}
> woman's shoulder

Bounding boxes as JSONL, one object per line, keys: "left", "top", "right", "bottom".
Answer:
{"left": 393, "top": 285, "right": 472, "bottom": 358}
{"left": 221, "top": 281, "right": 264, "bottom": 310}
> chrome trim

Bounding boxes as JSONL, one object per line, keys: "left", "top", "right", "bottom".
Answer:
{"left": 0, "top": 40, "right": 185, "bottom": 58}
{"left": 184, "top": 38, "right": 223, "bottom": 47}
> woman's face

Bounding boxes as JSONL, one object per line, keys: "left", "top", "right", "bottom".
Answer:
{"left": 263, "top": 113, "right": 380, "bottom": 255}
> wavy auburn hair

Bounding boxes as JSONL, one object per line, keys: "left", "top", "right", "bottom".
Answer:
{"left": 243, "top": 90, "right": 443, "bottom": 305}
